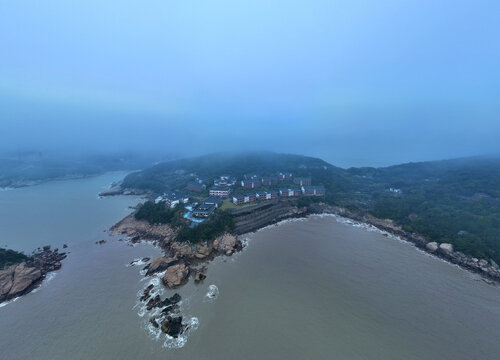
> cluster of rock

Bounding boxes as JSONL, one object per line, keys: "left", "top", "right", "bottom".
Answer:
{"left": 317, "top": 204, "right": 500, "bottom": 285}
{"left": 139, "top": 284, "right": 185, "bottom": 338}
{"left": 425, "top": 242, "right": 500, "bottom": 283}
{"left": 0, "top": 245, "right": 67, "bottom": 303}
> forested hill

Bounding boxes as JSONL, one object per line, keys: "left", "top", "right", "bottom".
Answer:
{"left": 121, "top": 152, "right": 500, "bottom": 263}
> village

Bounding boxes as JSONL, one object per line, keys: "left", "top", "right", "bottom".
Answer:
{"left": 153, "top": 171, "right": 325, "bottom": 224}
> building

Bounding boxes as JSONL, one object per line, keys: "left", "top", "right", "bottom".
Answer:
{"left": 186, "top": 181, "right": 206, "bottom": 193}
{"left": 203, "top": 196, "right": 222, "bottom": 208}
{"left": 209, "top": 186, "right": 231, "bottom": 197}
{"left": 241, "top": 179, "right": 261, "bottom": 189}
{"left": 214, "top": 175, "right": 237, "bottom": 187}
{"left": 301, "top": 185, "right": 326, "bottom": 196}
{"left": 232, "top": 193, "right": 257, "bottom": 205}
{"left": 164, "top": 191, "right": 189, "bottom": 208}
{"left": 279, "top": 188, "right": 301, "bottom": 197}
{"left": 293, "top": 177, "right": 312, "bottom": 186}
{"left": 256, "top": 190, "right": 279, "bottom": 201}
{"left": 244, "top": 173, "right": 260, "bottom": 180}
{"left": 261, "top": 176, "right": 278, "bottom": 186}
{"left": 193, "top": 203, "right": 216, "bottom": 217}
{"left": 194, "top": 175, "right": 209, "bottom": 184}
{"left": 277, "top": 171, "right": 292, "bottom": 180}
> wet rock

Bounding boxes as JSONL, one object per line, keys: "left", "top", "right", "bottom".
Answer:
{"left": 146, "top": 295, "right": 162, "bottom": 310}
{"left": 63, "top": 243, "right": 68, "bottom": 248}
{"left": 149, "top": 317, "right": 159, "bottom": 328}
{"left": 161, "top": 316, "right": 184, "bottom": 338}
{"left": 194, "top": 273, "right": 206, "bottom": 283}
{"left": 142, "top": 257, "right": 151, "bottom": 263}
{"left": 426, "top": 242, "right": 439, "bottom": 252}
{"left": 163, "top": 263, "right": 189, "bottom": 289}
{"left": 162, "top": 293, "right": 181, "bottom": 306}
{"left": 43, "top": 245, "right": 51, "bottom": 251}
{"left": 145, "top": 257, "right": 177, "bottom": 276}
{"left": 98, "top": 240, "right": 106, "bottom": 245}
{"left": 140, "top": 284, "right": 154, "bottom": 302}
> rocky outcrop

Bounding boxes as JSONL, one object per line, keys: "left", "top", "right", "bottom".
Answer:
{"left": 163, "top": 264, "right": 190, "bottom": 289}
{"left": 111, "top": 214, "right": 176, "bottom": 247}
{"left": 213, "top": 233, "right": 239, "bottom": 255}
{"left": 0, "top": 247, "right": 66, "bottom": 303}
{"left": 317, "top": 204, "right": 500, "bottom": 285}
{"left": 161, "top": 316, "right": 184, "bottom": 338}
{"left": 145, "top": 257, "right": 178, "bottom": 276}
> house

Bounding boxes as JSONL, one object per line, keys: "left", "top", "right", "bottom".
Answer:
{"left": 241, "top": 179, "right": 261, "bottom": 189}
{"left": 193, "top": 203, "right": 216, "bottom": 217}
{"left": 209, "top": 186, "right": 231, "bottom": 197}
{"left": 244, "top": 173, "right": 260, "bottom": 180}
{"left": 214, "top": 175, "right": 237, "bottom": 187}
{"left": 293, "top": 177, "right": 312, "bottom": 186}
{"left": 186, "top": 181, "right": 206, "bottom": 193}
{"left": 301, "top": 185, "right": 326, "bottom": 196}
{"left": 279, "top": 188, "right": 301, "bottom": 197}
{"left": 195, "top": 175, "right": 209, "bottom": 184}
{"left": 164, "top": 191, "right": 189, "bottom": 208}
{"left": 261, "top": 176, "right": 278, "bottom": 186}
{"left": 256, "top": 190, "right": 279, "bottom": 201}
{"left": 277, "top": 172, "right": 292, "bottom": 180}
{"left": 232, "top": 193, "right": 257, "bottom": 205}
{"left": 203, "top": 196, "right": 222, "bottom": 208}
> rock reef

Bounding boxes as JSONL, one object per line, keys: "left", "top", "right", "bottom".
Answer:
{"left": 0, "top": 246, "right": 67, "bottom": 303}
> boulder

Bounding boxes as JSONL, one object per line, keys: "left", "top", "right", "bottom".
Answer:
{"left": 0, "top": 263, "right": 42, "bottom": 301}
{"left": 161, "top": 316, "right": 183, "bottom": 338}
{"left": 214, "top": 233, "right": 237, "bottom": 254}
{"left": 426, "top": 242, "right": 439, "bottom": 252}
{"left": 163, "top": 264, "right": 189, "bottom": 288}
{"left": 439, "top": 243, "right": 454, "bottom": 253}
{"left": 194, "top": 273, "right": 206, "bottom": 283}
{"left": 478, "top": 259, "right": 489, "bottom": 267}
{"left": 43, "top": 245, "right": 51, "bottom": 251}
{"left": 146, "top": 257, "right": 176, "bottom": 276}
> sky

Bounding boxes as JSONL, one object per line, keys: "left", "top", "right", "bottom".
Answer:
{"left": 1, "top": 0, "right": 499, "bottom": 167}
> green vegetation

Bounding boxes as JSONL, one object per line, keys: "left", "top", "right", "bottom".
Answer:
{"left": 177, "top": 211, "right": 235, "bottom": 244}
{"left": 134, "top": 201, "right": 185, "bottom": 227}
{"left": 124, "top": 152, "right": 500, "bottom": 263}
{"left": 0, "top": 248, "right": 29, "bottom": 269}
{"left": 134, "top": 201, "right": 234, "bottom": 243}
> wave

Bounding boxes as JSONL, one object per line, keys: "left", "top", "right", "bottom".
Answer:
{"left": 204, "top": 284, "right": 219, "bottom": 302}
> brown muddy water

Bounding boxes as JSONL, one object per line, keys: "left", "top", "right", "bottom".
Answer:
{"left": 0, "top": 174, "right": 499, "bottom": 359}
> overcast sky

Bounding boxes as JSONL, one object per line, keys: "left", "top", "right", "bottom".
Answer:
{"left": 1, "top": 0, "right": 499, "bottom": 167}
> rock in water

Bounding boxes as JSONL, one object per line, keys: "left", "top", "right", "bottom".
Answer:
{"left": 161, "top": 316, "right": 184, "bottom": 338}
{"left": 163, "top": 264, "right": 189, "bottom": 289}
{"left": 146, "top": 257, "right": 177, "bottom": 276}
{"left": 0, "top": 262, "right": 42, "bottom": 302}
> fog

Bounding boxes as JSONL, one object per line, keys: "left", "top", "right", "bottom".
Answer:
{"left": 1, "top": 0, "right": 499, "bottom": 168}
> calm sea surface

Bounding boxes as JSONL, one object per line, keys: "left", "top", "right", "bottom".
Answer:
{"left": 0, "top": 174, "right": 499, "bottom": 359}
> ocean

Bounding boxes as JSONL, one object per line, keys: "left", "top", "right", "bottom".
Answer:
{"left": 0, "top": 174, "right": 499, "bottom": 359}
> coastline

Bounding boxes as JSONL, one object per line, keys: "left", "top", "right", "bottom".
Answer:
{"left": 0, "top": 246, "right": 67, "bottom": 305}
{"left": 112, "top": 202, "right": 500, "bottom": 290}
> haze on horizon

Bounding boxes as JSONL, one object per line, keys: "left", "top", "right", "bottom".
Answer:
{"left": 1, "top": 0, "right": 499, "bottom": 168}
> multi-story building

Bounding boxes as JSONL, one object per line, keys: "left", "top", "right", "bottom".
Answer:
{"left": 279, "top": 188, "right": 301, "bottom": 197}
{"left": 241, "top": 179, "right": 261, "bottom": 189}
{"left": 301, "top": 185, "right": 326, "bottom": 196}
{"left": 209, "top": 186, "right": 231, "bottom": 197}
{"left": 293, "top": 177, "right": 312, "bottom": 186}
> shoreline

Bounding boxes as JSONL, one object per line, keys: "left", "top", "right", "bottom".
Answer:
{"left": 0, "top": 246, "right": 67, "bottom": 305}
{"left": 112, "top": 203, "right": 500, "bottom": 288}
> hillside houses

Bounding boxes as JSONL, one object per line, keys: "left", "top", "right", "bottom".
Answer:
{"left": 279, "top": 188, "right": 301, "bottom": 197}
{"left": 186, "top": 181, "right": 206, "bottom": 192}
{"left": 241, "top": 179, "right": 261, "bottom": 189}
{"left": 301, "top": 185, "right": 325, "bottom": 196}
{"left": 155, "top": 191, "right": 189, "bottom": 208}
{"left": 293, "top": 177, "right": 312, "bottom": 186}
{"left": 209, "top": 186, "right": 231, "bottom": 197}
